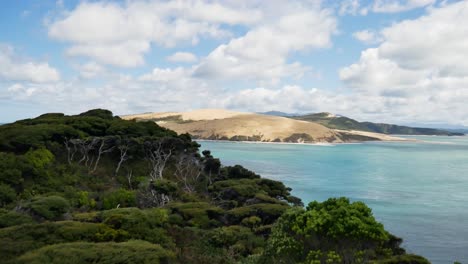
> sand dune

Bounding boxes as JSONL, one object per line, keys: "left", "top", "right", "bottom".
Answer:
{"left": 121, "top": 109, "right": 407, "bottom": 143}
{"left": 122, "top": 109, "right": 248, "bottom": 121}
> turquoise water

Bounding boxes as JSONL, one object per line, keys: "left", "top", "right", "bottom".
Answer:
{"left": 199, "top": 136, "right": 468, "bottom": 264}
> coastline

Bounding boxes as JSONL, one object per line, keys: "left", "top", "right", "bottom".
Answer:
{"left": 193, "top": 138, "right": 419, "bottom": 146}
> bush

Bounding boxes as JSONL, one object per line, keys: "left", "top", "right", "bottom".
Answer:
{"left": 12, "top": 240, "right": 175, "bottom": 264}
{"left": 227, "top": 203, "right": 289, "bottom": 225}
{"left": 0, "top": 184, "right": 16, "bottom": 207}
{"left": 168, "top": 202, "right": 224, "bottom": 228}
{"left": 0, "top": 221, "right": 127, "bottom": 259}
{"left": 100, "top": 207, "right": 171, "bottom": 245}
{"left": 102, "top": 189, "right": 136, "bottom": 210}
{"left": 380, "top": 254, "right": 431, "bottom": 264}
{"left": 23, "top": 196, "right": 70, "bottom": 220}
{"left": 260, "top": 198, "right": 407, "bottom": 263}
{"left": 0, "top": 209, "right": 34, "bottom": 228}
{"left": 75, "top": 191, "right": 97, "bottom": 209}
{"left": 208, "top": 225, "right": 264, "bottom": 256}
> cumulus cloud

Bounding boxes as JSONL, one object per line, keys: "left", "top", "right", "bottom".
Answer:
{"left": 48, "top": 1, "right": 260, "bottom": 67}
{"left": 166, "top": 52, "right": 198, "bottom": 63}
{"left": 0, "top": 45, "right": 60, "bottom": 83}
{"left": 7, "top": 0, "right": 468, "bottom": 126}
{"left": 352, "top": 30, "right": 382, "bottom": 44}
{"left": 372, "top": 0, "right": 436, "bottom": 13}
{"left": 339, "top": 0, "right": 436, "bottom": 15}
{"left": 339, "top": 0, "right": 368, "bottom": 15}
{"left": 194, "top": 4, "right": 337, "bottom": 84}
{"left": 340, "top": 1, "right": 468, "bottom": 124}
{"left": 77, "top": 61, "right": 106, "bottom": 79}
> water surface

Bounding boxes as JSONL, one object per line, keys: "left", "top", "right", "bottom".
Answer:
{"left": 200, "top": 136, "right": 468, "bottom": 264}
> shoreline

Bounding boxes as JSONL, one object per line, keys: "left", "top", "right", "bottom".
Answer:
{"left": 193, "top": 138, "right": 418, "bottom": 146}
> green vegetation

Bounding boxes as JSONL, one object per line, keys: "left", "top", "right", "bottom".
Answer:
{"left": 0, "top": 109, "right": 429, "bottom": 263}
{"left": 294, "top": 112, "right": 463, "bottom": 136}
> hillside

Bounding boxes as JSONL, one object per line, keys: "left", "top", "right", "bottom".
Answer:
{"left": 122, "top": 109, "right": 407, "bottom": 143}
{"left": 0, "top": 109, "right": 429, "bottom": 263}
{"left": 293, "top": 112, "right": 463, "bottom": 136}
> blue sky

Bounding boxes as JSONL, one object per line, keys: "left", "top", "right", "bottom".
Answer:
{"left": 1, "top": 0, "right": 467, "bottom": 127}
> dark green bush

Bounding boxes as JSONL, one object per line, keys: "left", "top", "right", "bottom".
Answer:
{"left": 380, "top": 254, "right": 431, "bottom": 264}
{"left": 0, "top": 209, "right": 34, "bottom": 228}
{"left": 102, "top": 189, "right": 136, "bottom": 210}
{"left": 208, "top": 225, "right": 264, "bottom": 256}
{"left": 100, "top": 207, "right": 171, "bottom": 245}
{"left": 0, "top": 221, "right": 127, "bottom": 259}
{"left": 12, "top": 240, "right": 175, "bottom": 264}
{"left": 23, "top": 196, "right": 70, "bottom": 220}
{"left": 169, "top": 202, "right": 224, "bottom": 228}
{"left": 227, "top": 203, "right": 289, "bottom": 225}
{"left": 0, "top": 184, "right": 16, "bottom": 207}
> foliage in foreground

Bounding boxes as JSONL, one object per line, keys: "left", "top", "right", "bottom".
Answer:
{"left": 0, "top": 109, "right": 430, "bottom": 263}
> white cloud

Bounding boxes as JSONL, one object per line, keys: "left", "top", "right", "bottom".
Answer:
{"left": 166, "top": 52, "right": 198, "bottom": 63}
{"left": 340, "top": 1, "right": 468, "bottom": 124}
{"left": 372, "top": 0, "right": 436, "bottom": 13}
{"left": 0, "top": 45, "right": 60, "bottom": 83}
{"left": 66, "top": 41, "right": 150, "bottom": 68}
{"left": 352, "top": 30, "right": 382, "bottom": 44}
{"left": 194, "top": 4, "right": 337, "bottom": 84}
{"left": 8, "top": 0, "right": 466, "bottom": 127}
{"left": 48, "top": 1, "right": 260, "bottom": 67}
{"left": 339, "top": 0, "right": 436, "bottom": 15}
{"left": 339, "top": 0, "right": 367, "bottom": 15}
{"left": 77, "top": 61, "right": 106, "bottom": 79}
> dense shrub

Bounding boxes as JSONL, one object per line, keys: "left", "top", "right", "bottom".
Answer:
{"left": 168, "top": 202, "right": 224, "bottom": 228}
{"left": 12, "top": 240, "right": 175, "bottom": 264}
{"left": 0, "top": 184, "right": 16, "bottom": 206}
{"left": 379, "top": 254, "right": 431, "bottom": 264}
{"left": 102, "top": 189, "right": 136, "bottom": 210}
{"left": 0, "top": 221, "right": 127, "bottom": 259}
{"left": 0, "top": 209, "right": 34, "bottom": 228}
{"left": 227, "top": 203, "right": 290, "bottom": 225}
{"left": 100, "top": 207, "right": 171, "bottom": 244}
{"left": 22, "top": 196, "right": 70, "bottom": 220}
{"left": 260, "top": 198, "right": 404, "bottom": 263}
{"left": 208, "top": 225, "right": 264, "bottom": 256}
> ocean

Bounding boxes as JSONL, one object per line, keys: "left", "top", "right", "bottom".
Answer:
{"left": 199, "top": 136, "right": 468, "bottom": 264}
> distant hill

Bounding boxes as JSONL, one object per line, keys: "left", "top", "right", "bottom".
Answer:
{"left": 445, "top": 128, "right": 468, "bottom": 134}
{"left": 122, "top": 109, "right": 408, "bottom": 143}
{"left": 293, "top": 112, "right": 463, "bottom": 136}
{"left": 257, "top": 111, "right": 298, "bottom": 117}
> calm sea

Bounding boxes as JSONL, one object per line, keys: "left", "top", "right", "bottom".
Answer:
{"left": 199, "top": 136, "right": 468, "bottom": 264}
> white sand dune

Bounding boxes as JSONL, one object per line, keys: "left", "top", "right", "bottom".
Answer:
{"left": 122, "top": 109, "right": 248, "bottom": 121}
{"left": 121, "top": 109, "right": 407, "bottom": 143}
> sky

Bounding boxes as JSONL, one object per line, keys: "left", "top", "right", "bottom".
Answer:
{"left": 0, "top": 0, "right": 467, "bottom": 127}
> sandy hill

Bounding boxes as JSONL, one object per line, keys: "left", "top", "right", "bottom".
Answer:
{"left": 121, "top": 109, "right": 406, "bottom": 143}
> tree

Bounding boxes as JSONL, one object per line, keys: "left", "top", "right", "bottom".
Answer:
{"left": 260, "top": 197, "right": 409, "bottom": 264}
{"left": 145, "top": 139, "right": 172, "bottom": 180}
{"left": 114, "top": 140, "right": 131, "bottom": 177}
{"left": 202, "top": 150, "right": 221, "bottom": 185}
{"left": 91, "top": 137, "right": 115, "bottom": 173}
{"left": 174, "top": 154, "right": 201, "bottom": 193}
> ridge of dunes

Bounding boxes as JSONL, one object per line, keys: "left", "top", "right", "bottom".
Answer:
{"left": 121, "top": 109, "right": 406, "bottom": 143}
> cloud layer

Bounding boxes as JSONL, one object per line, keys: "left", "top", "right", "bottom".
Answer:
{"left": 2, "top": 0, "right": 468, "bottom": 126}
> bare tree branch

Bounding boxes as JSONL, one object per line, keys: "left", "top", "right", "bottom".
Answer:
{"left": 91, "top": 138, "right": 115, "bottom": 173}
{"left": 146, "top": 140, "right": 172, "bottom": 180}
{"left": 126, "top": 169, "right": 133, "bottom": 190}
{"left": 174, "top": 154, "right": 201, "bottom": 193}
{"left": 115, "top": 143, "right": 130, "bottom": 177}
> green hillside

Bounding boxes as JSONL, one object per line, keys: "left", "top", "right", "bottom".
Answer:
{"left": 0, "top": 109, "right": 429, "bottom": 263}
{"left": 293, "top": 112, "right": 463, "bottom": 136}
